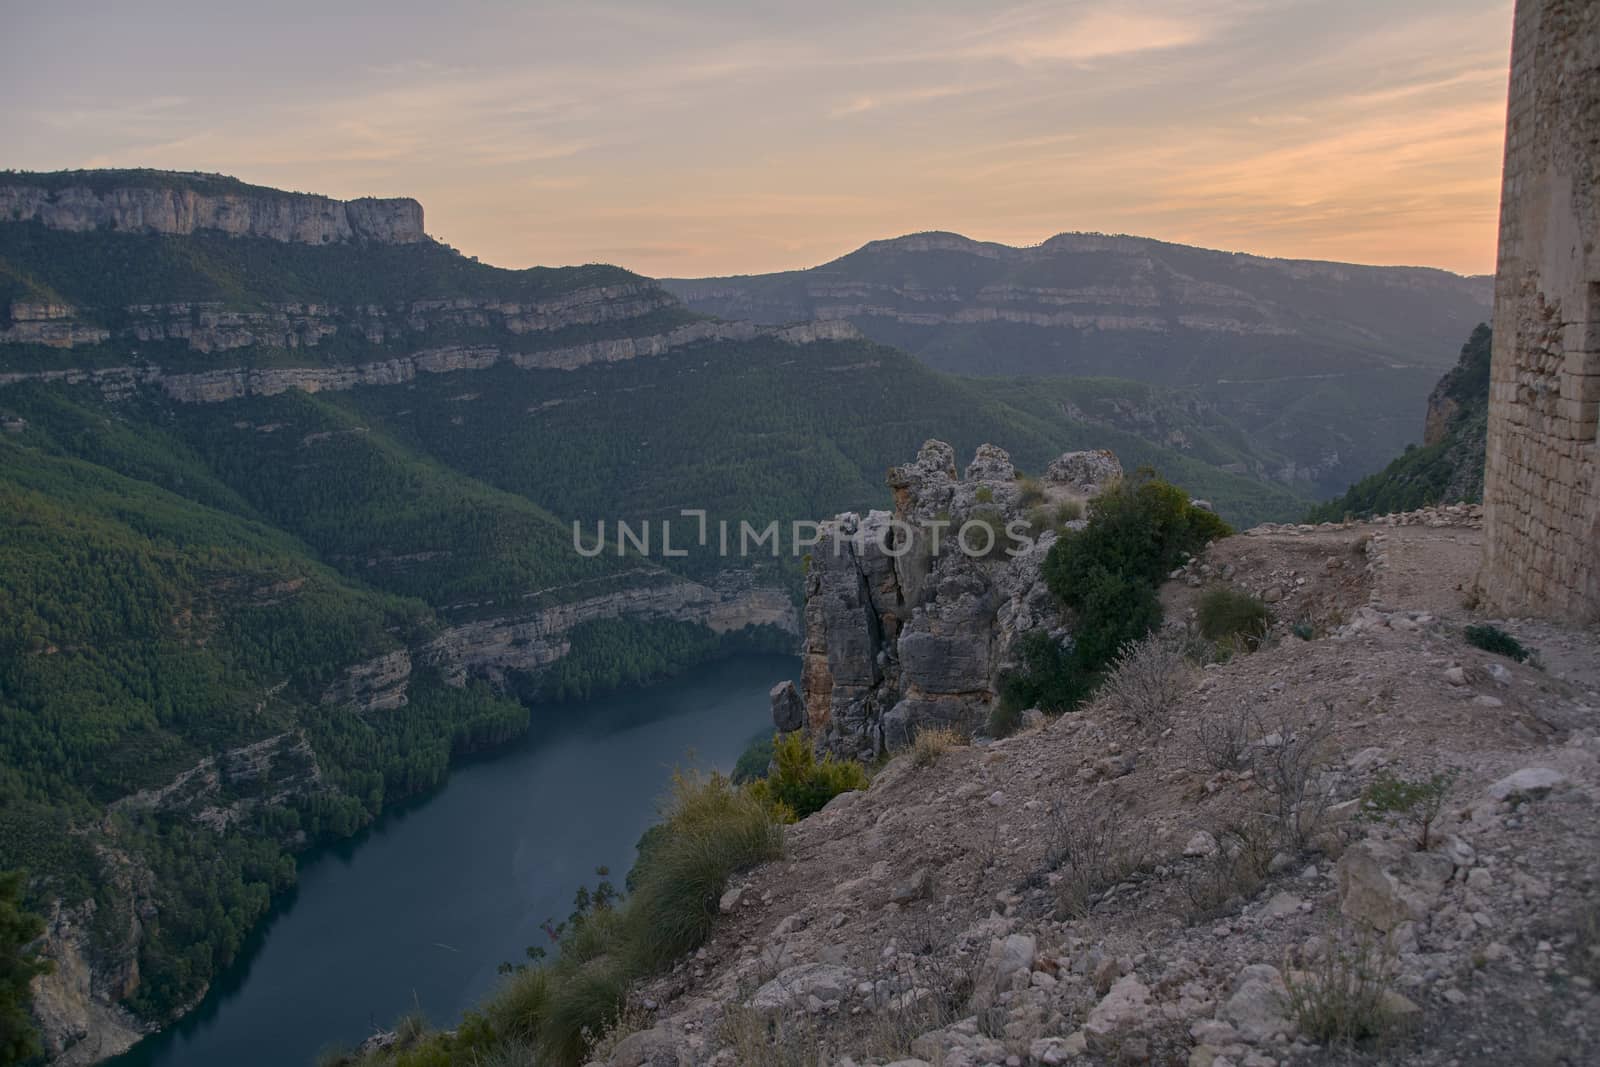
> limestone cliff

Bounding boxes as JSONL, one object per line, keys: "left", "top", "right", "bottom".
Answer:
{"left": 788, "top": 441, "right": 1121, "bottom": 757}
{"left": 0, "top": 316, "right": 860, "bottom": 402}
{"left": 0, "top": 173, "right": 423, "bottom": 245}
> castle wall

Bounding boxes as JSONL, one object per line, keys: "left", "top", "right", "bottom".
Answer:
{"left": 1481, "top": 0, "right": 1600, "bottom": 623}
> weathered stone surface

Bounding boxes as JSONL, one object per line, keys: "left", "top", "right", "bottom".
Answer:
{"left": 750, "top": 963, "right": 854, "bottom": 1011}
{"left": 1220, "top": 964, "right": 1291, "bottom": 1043}
{"left": 0, "top": 178, "right": 424, "bottom": 244}
{"left": 1480, "top": 0, "right": 1600, "bottom": 624}
{"left": 797, "top": 441, "right": 1107, "bottom": 755}
{"left": 971, "top": 933, "right": 1037, "bottom": 1012}
{"left": 1485, "top": 766, "right": 1567, "bottom": 801}
{"left": 1044, "top": 449, "right": 1124, "bottom": 492}
{"left": 1336, "top": 838, "right": 1455, "bottom": 932}
{"left": 1084, "top": 974, "right": 1151, "bottom": 1047}
{"left": 770, "top": 680, "right": 806, "bottom": 733}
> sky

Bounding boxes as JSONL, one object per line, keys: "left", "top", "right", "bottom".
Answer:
{"left": 3, "top": 0, "right": 1514, "bottom": 278}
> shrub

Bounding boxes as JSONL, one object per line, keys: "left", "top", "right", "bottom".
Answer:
{"left": 997, "top": 630, "right": 1092, "bottom": 716}
{"left": 956, "top": 507, "right": 1018, "bottom": 561}
{"left": 1100, "top": 631, "right": 1191, "bottom": 730}
{"left": 1463, "top": 623, "right": 1531, "bottom": 662}
{"left": 1184, "top": 705, "right": 1253, "bottom": 773}
{"left": 1044, "top": 472, "right": 1231, "bottom": 600}
{"left": 1054, "top": 499, "right": 1084, "bottom": 524}
{"left": 485, "top": 968, "right": 551, "bottom": 1044}
{"left": 746, "top": 732, "right": 869, "bottom": 821}
{"left": 1252, "top": 703, "right": 1337, "bottom": 850}
{"left": 910, "top": 727, "right": 963, "bottom": 768}
{"left": 1196, "top": 586, "right": 1269, "bottom": 646}
{"left": 475, "top": 772, "right": 782, "bottom": 1067}
{"left": 1042, "top": 803, "right": 1147, "bottom": 918}
{"left": 1360, "top": 770, "right": 1455, "bottom": 850}
{"left": 1042, "top": 471, "right": 1229, "bottom": 674}
{"left": 1071, "top": 565, "right": 1162, "bottom": 670}
{"left": 535, "top": 960, "right": 631, "bottom": 1067}
{"left": 1284, "top": 932, "right": 1408, "bottom": 1047}
{"left": 1017, "top": 477, "right": 1046, "bottom": 507}
{"left": 1178, "top": 817, "right": 1276, "bottom": 922}
{"left": 986, "top": 701, "right": 1023, "bottom": 739}
{"left": 974, "top": 485, "right": 995, "bottom": 504}
{"left": 731, "top": 732, "right": 774, "bottom": 783}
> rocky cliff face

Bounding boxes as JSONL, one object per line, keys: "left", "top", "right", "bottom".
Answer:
{"left": 1, "top": 284, "right": 675, "bottom": 351}
{"left": 789, "top": 441, "right": 1121, "bottom": 757}
{"left": 0, "top": 178, "right": 423, "bottom": 245}
{"left": 0, "top": 317, "right": 860, "bottom": 402}
{"left": 423, "top": 575, "right": 797, "bottom": 687}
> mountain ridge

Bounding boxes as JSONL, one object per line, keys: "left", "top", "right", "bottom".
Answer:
{"left": 661, "top": 231, "right": 1493, "bottom": 496}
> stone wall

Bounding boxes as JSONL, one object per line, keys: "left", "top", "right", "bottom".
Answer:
{"left": 1481, "top": 0, "right": 1600, "bottom": 623}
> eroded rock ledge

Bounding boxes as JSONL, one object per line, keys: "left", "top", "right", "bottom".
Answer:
{"left": 788, "top": 440, "right": 1121, "bottom": 757}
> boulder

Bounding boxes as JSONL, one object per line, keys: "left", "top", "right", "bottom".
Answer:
{"left": 1044, "top": 449, "right": 1123, "bottom": 492}
{"left": 1220, "top": 964, "right": 1291, "bottom": 1042}
{"left": 1486, "top": 767, "right": 1567, "bottom": 801}
{"left": 1084, "top": 975, "right": 1152, "bottom": 1048}
{"left": 750, "top": 963, "right": 855, "bottom": 1011}
{"left": 970, "top": 933, "right": 1037, "bottom": 1011}
{"left": 1337, "top": 838, "right": 1454, "bottom": 932}
{"left": 769, "top": 679, "right": 806, "bottom": 733}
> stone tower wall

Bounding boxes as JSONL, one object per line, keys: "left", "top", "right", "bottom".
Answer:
{"left": 1481, "top": 0, "right": 1600, "bottom": 623}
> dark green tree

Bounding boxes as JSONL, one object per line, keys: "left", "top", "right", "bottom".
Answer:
{"left": 1, "top": 871, "right": 51, "bottom": 1067}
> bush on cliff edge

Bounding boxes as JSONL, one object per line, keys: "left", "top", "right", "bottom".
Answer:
{"left": 994, "top": 472, "right": 1229, "bottom": 728}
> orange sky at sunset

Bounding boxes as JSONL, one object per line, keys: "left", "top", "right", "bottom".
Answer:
{"left": 4, "top": 1, "right": 1514, "bottom": 277}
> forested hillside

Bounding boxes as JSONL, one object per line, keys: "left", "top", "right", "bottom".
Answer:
{"left": 1307, "top": 324, "right": 1491, "bottom": 521}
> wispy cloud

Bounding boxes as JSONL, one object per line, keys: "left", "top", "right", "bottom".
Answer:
{"left": 2, "top": 0, "right": 1514, "bottom": 277}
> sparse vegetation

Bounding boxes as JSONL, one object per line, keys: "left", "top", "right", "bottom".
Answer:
{"left": 1463, "top": 623, "right": 1532, "bottom": 663}
{"left": 1361, "top": 770, "right": 1457, "bottom": 850}
{"left": 1185, "top": 704, "right": 1254, "bottom": 773}
{"left": 1252, "top": 703, "right": 1338, "bottom": 850}
{"left": 1284, "top": 930, "right": 1409, "bottom": 1047}
{"left": 1100, "top": 631, "right": 1192, "bottom": 731}
{"left": 910, "top": 727, "right": 963, "bottom": 768}
{"left": 1017, "top": 477, "right": 1046, "bottom": 507}
{"left": 1196, "top": 585, "right": 1270, "bottom": 648}
{"left": 1178, "top": 817, "right": 1276, "bottom": 922}
{"left": 1043, "top": 803, "right": 1148, "bottom": 918}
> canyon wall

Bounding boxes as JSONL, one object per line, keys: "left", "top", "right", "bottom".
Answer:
{"left": 1481, "top": 0, "right": 1600, "bottom": 623}
{"left": 0, "top": 177, "right": 423, "bottom": 245}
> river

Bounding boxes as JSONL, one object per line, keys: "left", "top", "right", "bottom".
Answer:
{"left": 106, "top": 653, "right": 797, "bottom": 1067}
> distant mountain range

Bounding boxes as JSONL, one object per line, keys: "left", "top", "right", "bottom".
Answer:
{"left": 663, "top": 231, "right": 1493, "bottom": 497}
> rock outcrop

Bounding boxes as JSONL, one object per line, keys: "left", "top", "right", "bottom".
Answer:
{"left": 0, "top": 175, "right": 423, "bottom": 245}
{"left": 426, "top": 576, "right": 797, "bottom": 687}
{"left": 27, "top": 900, "right": 148, "bottom": 1067}
{"left": 0, "top": 318, "right": 861, "bottom": 402}
{"left": 791, "top": 440, "right": 1120, "bottom": 756}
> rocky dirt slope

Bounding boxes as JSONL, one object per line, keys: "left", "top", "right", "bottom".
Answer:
{"left": 590, "top": 509, "right": 1600, "bottom": 1067}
